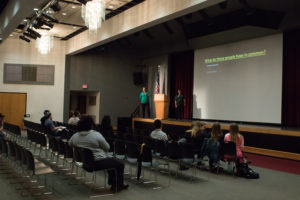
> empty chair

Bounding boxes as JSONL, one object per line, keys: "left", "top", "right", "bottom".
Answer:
{"left": 115, "top": 133, "right": 126, "bottom": 159}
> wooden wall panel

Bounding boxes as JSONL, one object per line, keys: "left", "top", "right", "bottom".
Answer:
{"left": 0, "top": 92, "right": 26, "bottom": 129}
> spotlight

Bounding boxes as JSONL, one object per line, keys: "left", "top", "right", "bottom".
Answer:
{"left": 19, "top": 35, "right": 30, "bottom": 43}
{"left": 27, "top": 28, "right": 41, "bottom": 38}
{"left": 41, "top": 13, "right": 59, "bottom": 23}
{"left": 50, "top": 1, "right": 61, "bottom": 12}
{"left": 23, "top": 32, "right": 37, "bottom": 40}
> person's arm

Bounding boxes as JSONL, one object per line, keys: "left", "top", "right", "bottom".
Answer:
{"left": 97, "top": 133, "right": 110, "bottom": 152}
{"left": 175, "top": 100, "right": 177, "bottom": 108}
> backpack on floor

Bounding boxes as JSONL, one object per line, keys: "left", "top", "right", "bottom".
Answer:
{"left": 236, "top": 163, "right": 260, "bottom": 179}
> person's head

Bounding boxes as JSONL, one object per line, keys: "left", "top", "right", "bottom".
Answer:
{"left": 177, "top": 89, "right": 182, "bottom": 95}
{"left": 101, "top": 115, "right": 111, "bottom": 128}
{"left": 211, "top": 123, "right": 222, "bottom": 140}
{"left": 77, "top": 116, "right": 95, "bottom": 132}
{"left": 229, "top": 123, "right": 239, "bottom": 143}
{"left": 154, "top": 119, "right": 162, "bottom": 129}
{"left": 188, "top": 121, "right": 206, "bottom": 137}
{"left": 73, "top": 111, "right": 79, "bottom": 118}
{"left": 43, "top": 110, "right": 52, "bottom": 120}
{"left": 142, "top": 87, "right": 146, "bottom": 92}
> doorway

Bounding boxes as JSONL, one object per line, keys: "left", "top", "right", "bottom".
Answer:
{"left": 69, "top": 91, "right": 100, "bottom": 123}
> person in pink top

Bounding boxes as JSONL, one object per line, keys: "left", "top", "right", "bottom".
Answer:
{"left": 224, "top": 123, "right": 245, "bottom": 161}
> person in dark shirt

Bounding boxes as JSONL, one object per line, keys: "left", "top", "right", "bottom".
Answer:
{"left": 40, "top": 110, "right": 64, "bottom": 136}
{"left": 175, "top": 89, "right": 185, "bottom": 120}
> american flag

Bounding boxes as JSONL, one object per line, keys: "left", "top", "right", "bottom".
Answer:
{"left": 155, "top": 66, "right": 160, "bottom": 94}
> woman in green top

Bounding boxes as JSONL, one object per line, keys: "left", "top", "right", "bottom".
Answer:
{"left": 140, "top": 87, "right": 150, "bottom": 118}
{"left": 175, "top": 89, "right": 185, "bottom": 119}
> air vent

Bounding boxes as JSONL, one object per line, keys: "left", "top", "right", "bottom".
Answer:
{"left": 4, "top": 63, "right": 54, "bottom": 85}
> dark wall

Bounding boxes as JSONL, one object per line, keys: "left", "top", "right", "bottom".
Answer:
{"left": 68, "top": 50, "right": 141, "bottom": 125}
{"left": 282, "top": 28, "right": 300, "bottom": 128}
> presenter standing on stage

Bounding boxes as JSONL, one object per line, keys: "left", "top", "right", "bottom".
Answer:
{"left": 175, "top": 89, "right": 185, "bottom": 120}
{"left": 140, "top": 87, "right": 150, "bottom": 118}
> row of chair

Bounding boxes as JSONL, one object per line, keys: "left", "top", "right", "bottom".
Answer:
{"left": 0, "top": 137, "right": 55, "bottom": 197}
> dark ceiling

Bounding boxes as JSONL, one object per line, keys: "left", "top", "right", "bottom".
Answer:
{"left": 86, "top": 0, "right": 300, "bottom": 58}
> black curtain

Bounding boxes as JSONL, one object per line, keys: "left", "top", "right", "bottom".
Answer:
{"left": 282, "top": 29, "right": 300, "bottom": 127}
{"left": 169, "top": 51, "right": 194, "bottom": 119}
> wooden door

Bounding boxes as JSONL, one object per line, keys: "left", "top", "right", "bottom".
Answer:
{"left": 0, "top": 92, "right": 26, "bottom": 129}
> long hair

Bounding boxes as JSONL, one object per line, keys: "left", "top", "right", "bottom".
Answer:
{"left": 100, "top": 115, "right": 111, "bottom": 130}
{"left": 229, "top": 123, "right": 239, "bottom": 143}
{"left": 186, "top": 121, "right": 206, "bottom": 137}
{"left": 211, "top": 123, "right": 222, "bottom": 140}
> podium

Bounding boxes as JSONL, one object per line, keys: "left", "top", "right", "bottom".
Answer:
{"left": 154, "top": 94, "right": 170, "bottom": 119}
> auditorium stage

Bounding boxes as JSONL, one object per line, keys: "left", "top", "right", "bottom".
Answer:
{"left": 132, "top": 118, "right": 300, "bottom": 161}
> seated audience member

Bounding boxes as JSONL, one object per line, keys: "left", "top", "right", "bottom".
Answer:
{"left": 40, "top": 110, "right": 64, "bottom": 136}
{"left": 99, "top": 115, "right": 114, "bottom": 139}
{"left": 180, "top": 121, "right": 210, "bottom": 151}
{"left": 68, "top": 111, "right": 80, "bottom": 125}
{"left": 224, "top": 123, "right": 246, "bottom": 162}
{"left": 205, "top": 123, "right": 223, "bottom": 170}
{"left": 68, "top": 116, "right": 128, "bottom": 192}
{"left": 150, "top": 119, "right": 168, "bottom": 142}
{"left": 0, "top": 113, "right": 5, "bottom": 139}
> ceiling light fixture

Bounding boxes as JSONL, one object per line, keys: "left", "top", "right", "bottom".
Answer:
{"left": 72, "top": 6, "right": 76, "bottom": 9}
{"left": 9, "top": 34, "right": 13, "bottom": 37}
{"left": 108, "top": 5, "right": 114, "bottom": 9}
{"left": 81, "top": 0, "right": 106, "bottom": 33}
{"left": 36, "top": 31, "right": 53, "bottom": 54}
{"left": 33, "top": 8, "right": 39, "bottom": 11}
{"left": 62, "top": 12, "right": 67, "bottom": 16}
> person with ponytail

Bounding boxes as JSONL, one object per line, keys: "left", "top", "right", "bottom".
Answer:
{"left": 224, "top": 123, "right": 244, "bottom": 159}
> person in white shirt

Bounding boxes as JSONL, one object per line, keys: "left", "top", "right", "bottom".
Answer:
{"left": 68, "top": 116, "right": 128, "bottom": 192}
{"left": 68, "top": 111, "right": 80, "bottom": 125}
{"left": 150, "top": 119, "right": 168, "bottom": 141}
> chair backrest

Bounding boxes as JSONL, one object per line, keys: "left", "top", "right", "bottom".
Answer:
{"left": 167, "top": 141, "right": 182, "bottom": 159}
{"left": 180, "top": 143, "right": 195, "bottom": 159}
{"left": 13, "top": 142, "right": 22, "bottom": 161}
{"left": 223, "top": 141, "right": 236, "bottom": 156}
{"left": 77, "top": 147, "right": 95, "bottom": 172}
{"left": 7, "top": 140, "right": 16, "bottom": 158}
{"left": 73, "top": 146, "right": 83, "bottom": 163}
{"left": 141, "top": 144, "right": 152, "bottom": 162}
{"left": 40, "top": 134, "right": 47, "bottom": 147}
{"left": 1, "top": 139, "right": 8, "bottom": 157}
{"left": 126, "top": 140, "right": 139, "bottom": 158}
{"left": 64, "top": 142, "right": 73, "bottom": 158}
{"left": 115, "top": 133, "right": 126, "bottom": 155}
{"left": 24, "top": 149, "right": 35, "bottom": 175}
{"left": 154, "top": 139, "right": 167, "bottom": 156}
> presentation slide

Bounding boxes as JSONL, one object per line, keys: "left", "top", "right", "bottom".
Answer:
{"left": 193, "top": 34, "right": 282, "bottom": 123}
